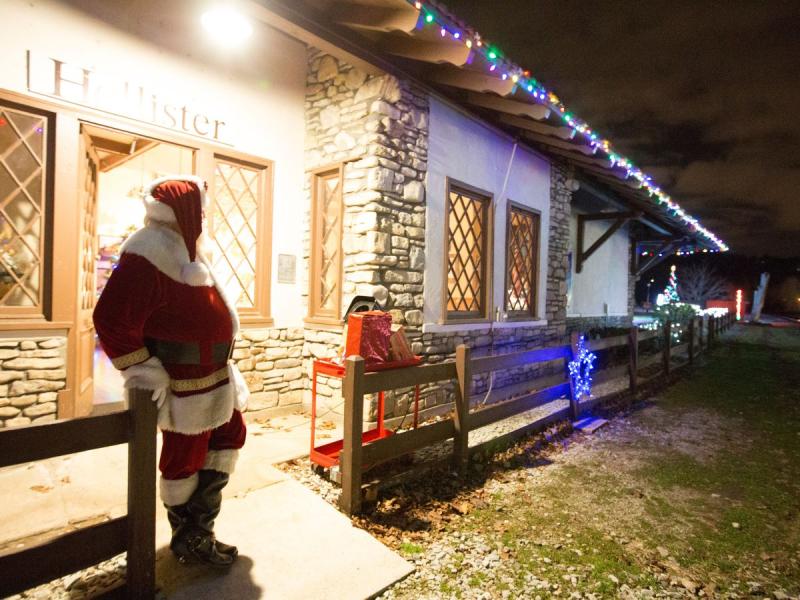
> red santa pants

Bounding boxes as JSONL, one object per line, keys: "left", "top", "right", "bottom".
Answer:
{"left": 159, "top": 409, "right": 247, "bottom": 481}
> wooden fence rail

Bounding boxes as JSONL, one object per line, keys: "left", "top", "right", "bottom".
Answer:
{"left": 0, "top": 389, "right": 157, "bottom": 599}
{"left": 336, "top": 313, "right": 734, "bottom": 515}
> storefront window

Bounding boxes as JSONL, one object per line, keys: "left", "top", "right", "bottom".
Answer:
{"left": 505, "top": 204, "right": 540, "bottom": 318}
{"left": 210, "top": 155, "right": 271, "bottom": 321}
{"left": 445, "top": 180, "right": 491, "bottom": 320}
{"left": 0, "top": 102, "right": 48, "bottom": 311}
{"left": 308, "top": 165, "right": 343, "bottom": 323}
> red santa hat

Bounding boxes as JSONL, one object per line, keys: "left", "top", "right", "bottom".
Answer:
{"left": 142, "top": 175, "right": 211, "bottom": 286}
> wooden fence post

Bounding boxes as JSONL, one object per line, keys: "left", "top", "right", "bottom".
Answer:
{"left": 698, "top": 317, "right": 704, "bottom": 354}
{"left": 688, "top": 317, "right": 695, "bottom": 365}
{"left": 568, "top": 332, "right": 580, "bottom": 421}
{"left": 126, "top": 387, "right": 158, "bottom": 599}
{"left": 339, "top": 356, "right": 365, "bottom": 516}
{"left": 628, "top": 326, "right": 638, "bottom": 394}
{"left": 454, "top": 344, "right": 471, "bottom": 475}
{"left": 662, "top": 320, "right": 672, "bottom": 376}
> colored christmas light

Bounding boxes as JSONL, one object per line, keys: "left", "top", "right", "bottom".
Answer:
{"left": 407, "top": 0, "right": 728, "bottom": 252}
{"left": 568, "top": 335, "right": 597, "bottom": 400}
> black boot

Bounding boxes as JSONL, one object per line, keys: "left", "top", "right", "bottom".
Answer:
{"left": 184, "top": 469, "right": 237, "bottom": 563}
{"left": 165, "top": 502, "right": 232, "bottom": 567}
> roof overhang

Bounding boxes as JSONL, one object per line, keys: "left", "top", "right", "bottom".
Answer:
{"left": 248, "top": 0, "right": 728, "bottom": 253}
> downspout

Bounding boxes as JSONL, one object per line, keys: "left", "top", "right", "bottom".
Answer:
{"left": 481, "top": 139, "right": 518, "bottom": 406}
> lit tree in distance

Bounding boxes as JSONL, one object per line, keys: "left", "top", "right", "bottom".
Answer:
{"left": 664, "top": 265, "right": 680, "bottom": 303}
{"left": 678, "top": 262, "right": 729, "bottom": 307}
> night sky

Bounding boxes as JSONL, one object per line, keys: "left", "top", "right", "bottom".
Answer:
{"left": 443, "top": 0, "right": 800, "bottom": 258}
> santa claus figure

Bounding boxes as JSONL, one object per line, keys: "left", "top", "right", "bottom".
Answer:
{"left": 93, "top": 175, "right": 249, "bottom": 567}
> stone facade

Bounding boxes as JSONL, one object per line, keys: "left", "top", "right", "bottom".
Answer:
{"left": 233, "top": 328, "right": 305, "bottom": 414}
{"left": 566, "top": 315, "right": 633, "bottom": 335}
{"left": 0, "top": 336, "right": 66, "bottom": 427}
{"left": 301, "top": 50, "right": 430, "bottom": 415}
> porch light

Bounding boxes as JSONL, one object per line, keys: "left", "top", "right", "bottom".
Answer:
{"left": 201, "top": 6, "right": 253, "bottom": 47}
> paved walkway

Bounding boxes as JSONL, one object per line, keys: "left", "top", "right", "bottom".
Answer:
{"left": 0, "top": 413, "right": 413, "bottom": 599}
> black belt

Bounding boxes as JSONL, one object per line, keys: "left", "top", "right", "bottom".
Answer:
{"left": 145, "top": 338, "right": 232, "bottom": 365}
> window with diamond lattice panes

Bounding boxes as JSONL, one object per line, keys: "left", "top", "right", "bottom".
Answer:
{"left": 309, "top": 165, "right": 343, "bottom": 323}
{"left": 505, "top": 204, "right": 540, "bottom": 318}
{"left": 210, "top": 156, "right": 271, "bottom": 320}
{"left": 0, "top": 102, "right": 49, "bottom": 314}
{"left": 446, "top": 183, "right": 491, "bottom": 319}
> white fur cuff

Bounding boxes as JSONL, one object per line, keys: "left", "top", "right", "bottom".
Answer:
{"left": 203, "top": 449, "right": 239, "bottom": 474}
{"left": 122, "top": 356, "right": 170, "bottom": 390}
{"left": 160, "top": 473, "right": 199, "bottom": 506}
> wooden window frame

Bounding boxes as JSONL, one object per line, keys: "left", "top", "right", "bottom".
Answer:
{"left": 209, "top": 151, "right": 274, "bottom": 327}
{"left": 504, "top": 201, "right": 541, "bottom": 320}
{"left": 0, "top": 96, "right": 56, "bottom": 321}
{"left": 306, "top": 163, "right": 345, "bottom": 328}
{"left": 442, "top": 178, "right": 493, "bottom": 323}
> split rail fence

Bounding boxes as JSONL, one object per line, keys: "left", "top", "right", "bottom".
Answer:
{"left": 0, "top": 388, "right": 157, "bottom": 599}
{"left": 340, "top": 313, "right": 735, "bottom": 515}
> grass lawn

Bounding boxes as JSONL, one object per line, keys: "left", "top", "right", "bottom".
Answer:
{"left": 374, "top": 325, "right": 800, "bottom": 599}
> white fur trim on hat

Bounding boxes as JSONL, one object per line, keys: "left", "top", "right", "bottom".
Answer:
{"left": 142, "top": 174, "right": 209, "bottom": 223}
{"left": 202, "top": 449, "right": 239, "bottom": 474}
{"left": 160, "top": 473, "right": 199, "bottom": 506}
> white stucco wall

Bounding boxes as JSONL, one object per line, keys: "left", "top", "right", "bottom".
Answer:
{"left": 567, "top": 212, "right": 630, "bottom": 316}
{"left": 425, "top": 97, "right": 551, "bottom": 330}
{"left": 0, "top": 0, "right": 307, "bottom": 326}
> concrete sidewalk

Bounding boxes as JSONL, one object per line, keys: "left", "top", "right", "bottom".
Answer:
{"left": 0, "top": 413, "right": 412, "bottom": 599}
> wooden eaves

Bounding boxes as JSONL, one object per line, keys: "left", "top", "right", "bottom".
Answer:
{"left": 249, "top": 0, "right": 712, "bottom": 252}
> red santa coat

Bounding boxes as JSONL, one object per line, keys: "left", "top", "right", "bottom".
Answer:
{"left": 94, "top": 223, "right": 247, "bottom": 435}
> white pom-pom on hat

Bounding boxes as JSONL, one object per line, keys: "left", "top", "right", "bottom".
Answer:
{"left": 181, "top": 261, "right": 212, "bottom": 286}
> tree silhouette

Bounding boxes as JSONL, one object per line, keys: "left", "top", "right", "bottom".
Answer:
{"left": 678, "top": 262, "right": 729, "bottom": 307}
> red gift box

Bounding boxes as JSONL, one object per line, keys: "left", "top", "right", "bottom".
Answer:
{"left": 345, "top": 311, "right": 392, "bottom": 367}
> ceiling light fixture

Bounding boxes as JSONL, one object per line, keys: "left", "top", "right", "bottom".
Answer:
{"left": 201, "top": 6, "right": 253, "bottom": 47}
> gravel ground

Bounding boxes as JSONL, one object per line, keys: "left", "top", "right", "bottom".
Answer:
{"left": 279, "top": 340, "right": 799, "bottom": 600}
{"left": 3, "top": 554, "right": 130, "bottom": 600}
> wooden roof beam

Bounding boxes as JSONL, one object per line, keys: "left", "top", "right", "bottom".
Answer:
{"left": 496, "top": 113, "right": 576, "bottom": 140}
{"left": 521, "top": 130, "right": 598, "bottom": 157}
{"left": 427, "top": 64, "right": 517, "bottom": 96}
{"left": 376, "top": 33, "right": 472, "bottom": 66}
{"left": 543, "top": 146, "right": 615, "bottom": 169}
{"left": 465, "top": 92, "right": 550, "bottom": 121}
{"left": 576, "top": 211, "right": 641, "bottom": 273}
{"left": 327, "top": 3, "right": 420, "bottom": 32}
{"left": 99, "top": 139, "right": 158, "bottom": 173}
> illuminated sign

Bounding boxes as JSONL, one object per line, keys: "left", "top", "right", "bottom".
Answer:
{"left": 26, "top": 51, "right": 227, "bottom": 142}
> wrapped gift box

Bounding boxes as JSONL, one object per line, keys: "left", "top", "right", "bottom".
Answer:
{"left": 345, "top": 311, "right": 392, "bottom": 367}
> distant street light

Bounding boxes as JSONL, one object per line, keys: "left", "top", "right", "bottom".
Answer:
{"left": 646, "top": 278, "right": 655, "bottom": 304}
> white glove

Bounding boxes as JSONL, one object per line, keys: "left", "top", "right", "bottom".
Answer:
{"left": 121, "top": 356, "right": 171, "bottom": 409}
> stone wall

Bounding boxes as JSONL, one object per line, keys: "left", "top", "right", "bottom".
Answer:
{"left": 301, "top": 50, "right": 430, "bottom": 415}
{"left": 0, "top": 336, "right": 66, "bottom": 428}
{"left": 566, "top": 315, "right": 633, "bottom": 335}
{"left": 234, "top": 328, "right": 305, "bottom": 414}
